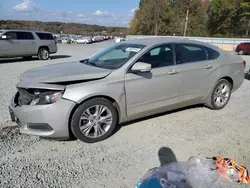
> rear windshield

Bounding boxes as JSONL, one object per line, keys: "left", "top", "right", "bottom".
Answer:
{"left": 36, "top": 32, "right": 54, "bottom": 40}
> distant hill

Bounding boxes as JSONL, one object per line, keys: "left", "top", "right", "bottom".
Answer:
{"left": 0, "top": 20, "right": 128, "bottom": 36}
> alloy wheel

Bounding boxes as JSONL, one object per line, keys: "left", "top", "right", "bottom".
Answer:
{"left": 41, "top": 49, "right": 49, "bottom": 60}
{"left": 78, "top": 105, "right": 113, "bottom": 138}
{"left": 213, "top": 83, "right": 230, "bottom": 108}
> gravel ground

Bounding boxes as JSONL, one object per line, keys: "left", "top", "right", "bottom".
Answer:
{"left": 1, "top": 41, "right": 250, "bottom": 188}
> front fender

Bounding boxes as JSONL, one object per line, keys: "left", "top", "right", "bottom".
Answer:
{"left": 62, "top": 81, "right": 127, "bottom": 123}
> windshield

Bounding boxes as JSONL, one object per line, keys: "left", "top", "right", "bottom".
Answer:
{"left": 86, "top": 43, "right": 146, "bottom": 69}
{"left": 0, "top": 31, "right": 3, "bottom": 35}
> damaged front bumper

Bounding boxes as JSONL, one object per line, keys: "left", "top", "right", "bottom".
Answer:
{"left": 8, "top": 90, "right": 77, "bottom": 139}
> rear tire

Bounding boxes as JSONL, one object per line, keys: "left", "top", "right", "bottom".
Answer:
{"left": 205, "top": 79, "right": 232, "bottom": 110}
{"left": 238, "top": 50, "right": 245, "bottom": 55}
{"left": 70, "top": 98, "right": 118, "bottom": 143}
{"left": 38, "top": 48, "right": 49, "bottom": 60}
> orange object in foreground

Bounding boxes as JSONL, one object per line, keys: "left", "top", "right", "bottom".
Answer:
{"left": 212, "top": 156, "right": 250, "bottom": 184}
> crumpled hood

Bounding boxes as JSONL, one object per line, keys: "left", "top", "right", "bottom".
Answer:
{"left": 20, "top": 61, "right": 112, "bottom": 84}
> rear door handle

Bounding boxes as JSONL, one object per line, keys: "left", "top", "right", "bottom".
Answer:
{"left": 168, "top": 70, "right": 179, "bottom": 75}
{"left": 205, "top": 65, "right": 213, "bottom": 69}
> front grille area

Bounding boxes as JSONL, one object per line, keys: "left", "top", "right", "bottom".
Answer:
{"left": 15, "top": 88, "right": 34, "bottom": 106}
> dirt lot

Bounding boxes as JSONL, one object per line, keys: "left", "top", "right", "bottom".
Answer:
{"left": 0, "top": 41, "right": 250, "bottom": 188}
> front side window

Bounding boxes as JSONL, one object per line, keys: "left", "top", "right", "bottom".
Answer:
{"left": 4, "top": 32, "right": 17, "bottom": 40}
{"left": 177, "top": 44, "right": 207, "bottom": 64}
{"left": 86, "top": 43, "right": 146, "bottom": 69}
{"left": 137, "top": 44, "right": 175, "bottom": 68}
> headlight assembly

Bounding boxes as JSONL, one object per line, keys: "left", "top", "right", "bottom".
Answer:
{"left": 30, "top": 91, "right": 63, "bottom": 105}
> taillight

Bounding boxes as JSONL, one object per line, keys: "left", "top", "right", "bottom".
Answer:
{"left": 243, "top": 60, "right": 246, "bottom": 69}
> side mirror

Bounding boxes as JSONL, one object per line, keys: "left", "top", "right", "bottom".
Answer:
{"left": 131, "top": 62, "right": 151, "bottom": 73}
{"left": 1, "top": 35, "right": 7, "bottom": 40}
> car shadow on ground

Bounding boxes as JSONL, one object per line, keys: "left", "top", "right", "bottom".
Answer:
{"left": 115, "top": 104, "right": 204, "bottom": 134}
{"left": 49, "top": 55, "right": 72, "bottom": 59}
{"left": 0, "top": 55, "right": 71, "bottom": 64}
{"left": 62, "top": 104, "right": 204, "bottom": 143}
{"left": 245, "top": 73, "right": 250, "bottom": 81}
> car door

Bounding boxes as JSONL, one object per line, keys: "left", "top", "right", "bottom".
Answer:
{"left": 0, "top": 31, "right": 19, "bottom": 57}
{"left": 16, "top": 31, "right": 36, "bottom": 55}
{"left": 175, "top": 43, "right": 220, "bottom": 103}
{"left": 124, "top": 44, "right": 182, "bottom": 118}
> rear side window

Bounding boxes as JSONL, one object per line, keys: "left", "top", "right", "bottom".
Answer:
{"left": 177, "top": 44, "right": 207, "bottom": 64}
{"left": 36, "top": 32, "right": 54, "bottom": 40}
{"left": 206, "top": 47, "right": 220, "bottom": 60}
{"left": 16, "top": 32, "right": 34, "bottom": 40}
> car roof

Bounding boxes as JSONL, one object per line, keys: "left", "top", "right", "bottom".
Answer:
{"left": 123, "top": 37, "right": 220, "bottom": 50}
{"left": 0, "top": 29, "right": 52, "bottom": 34}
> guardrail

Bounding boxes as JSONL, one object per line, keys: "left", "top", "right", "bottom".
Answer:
{"left": 126, "top": 35, "right": 250, "bottom": 51}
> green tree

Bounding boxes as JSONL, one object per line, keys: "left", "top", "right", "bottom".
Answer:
{"left": 0, "top": 20, "right": 128, "bottom": 36}
{"left": 240, "top": 0, "right": 250, "bottom": 36}
{"left": 168, "top": 0, "right": 207, "bottom": 36}
{"left": 207, "top": 0, "right": 244, "bottom": 37}
{"left": 130, "top": 0, "right": 170, "bottom": 35}
{"left": 139, "top": 0, "right": 149, "bottom": 9}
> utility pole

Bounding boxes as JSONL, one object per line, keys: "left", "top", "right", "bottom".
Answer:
{"left": 183, "top": 0, "right": 192, "bottom": 37}
{"left": 183, "top": 9, "right": 189, "bottom": 37}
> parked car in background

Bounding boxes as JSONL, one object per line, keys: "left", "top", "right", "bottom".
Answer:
{"left": 8, "top": 38, "right": 245, "bottom": 143}
{"left": 235, "top": 42, "right": 250, "bottom": 55}
{"left": 0, "top": 29, "right": 58, "bottom": 60}
{"left": 115, "top": 37, "right": 126, "bottom": 43}
{"left": 74, "top": 37, "right": 92, "bottom": 44}
{"left": 56, "top": 36, "right": 71, "bottom": 44}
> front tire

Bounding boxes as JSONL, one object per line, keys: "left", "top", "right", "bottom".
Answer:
{"left": 206, "top": 79, "right": 232, "bottom": 110}
{"left": 71, "top": 98, "right": 118, "bottom": 143}
{"left": 38, "top": 48, "right": 49, "bottom": 60}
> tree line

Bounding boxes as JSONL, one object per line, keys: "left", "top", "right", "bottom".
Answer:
{"left": 0, "top": 20, "right": 128, "bottom": 36}
{"left": 130, "top": 0, "right": 250, "bottom": 38}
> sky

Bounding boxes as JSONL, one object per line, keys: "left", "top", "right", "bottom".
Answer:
{"left": 0, "top": 0, "right": 140, "bottom": 27}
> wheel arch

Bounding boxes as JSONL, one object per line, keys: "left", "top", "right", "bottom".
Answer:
{"left": 219, "top": 76, "right": 234, "bottom": 88}
{"left": 67, "top": 95, "right": 121, "bottom": 139}
{"left": 38, "top": 46, "right": 50, "bottom": 54}
{"left": 204, "top": 76, "right": 234, "bottom": 103}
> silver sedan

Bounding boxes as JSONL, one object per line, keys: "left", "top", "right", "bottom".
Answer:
{"left": 9, "top": 38, "right": 245, "bottom": 143}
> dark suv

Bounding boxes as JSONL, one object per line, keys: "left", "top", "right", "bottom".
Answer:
{"left": 235, "top": 42, "right": 250, "bottom": 55}
{"left": 0, "top": 30, "right": 58, "bottom": 60}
